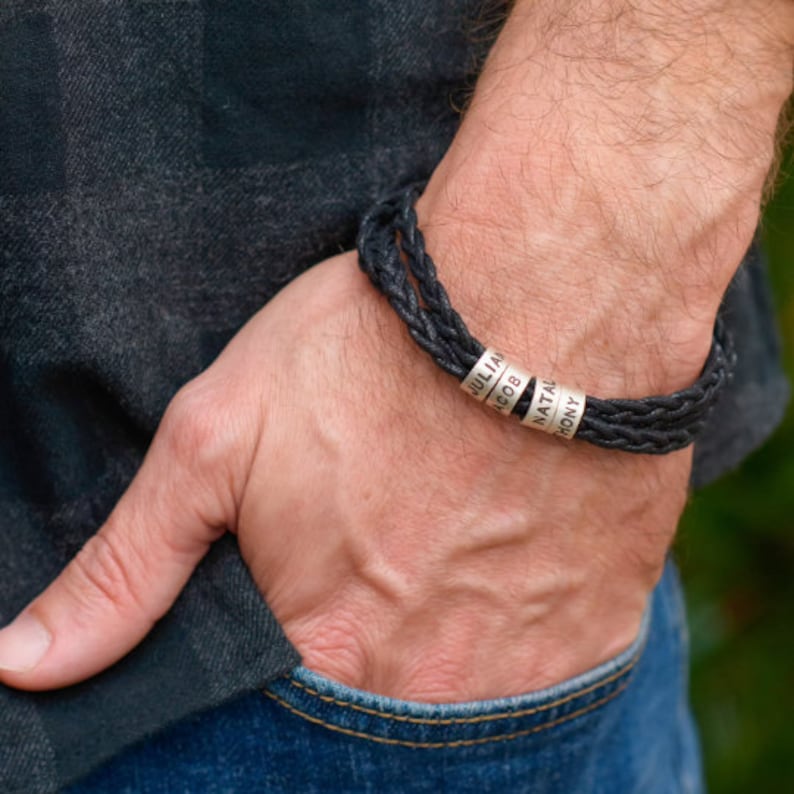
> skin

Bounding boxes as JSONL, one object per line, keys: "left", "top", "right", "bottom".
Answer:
{"left": 0, "top": 0, "right": 792, "bottom": 702}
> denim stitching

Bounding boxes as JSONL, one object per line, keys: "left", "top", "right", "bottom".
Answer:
{"left": 278, "top": 647, "right": 642, "bottom": 726}
{"left": 263, "top": 678, "right": 632, "bottom": 748}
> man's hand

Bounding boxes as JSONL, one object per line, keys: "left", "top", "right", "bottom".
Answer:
{"left": 0, "top": 0, "right": 792, "bottom": 701}
{"left": 0, "top": 252, "right": 689, "bottom": 700}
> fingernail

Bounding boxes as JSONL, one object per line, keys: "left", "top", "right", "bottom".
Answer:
{"left": 0, "top": 612, "right": 52, "bottom": 672}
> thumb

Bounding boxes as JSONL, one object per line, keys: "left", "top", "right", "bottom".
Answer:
{"left": 0, "top": 383, "right": 242, "bottom": 691}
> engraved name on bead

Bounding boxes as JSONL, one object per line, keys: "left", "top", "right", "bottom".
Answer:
{"left": 486, "top": 363, "right": 531, "bottom": 415}
{"left": 522, "top": 378, "right": 562, "bottom": 432}
{"left": 550, "top": 387, "right": 586, "bottom": 439}
{"left": 461, "top": 348, "right": 507, "bottom": 402}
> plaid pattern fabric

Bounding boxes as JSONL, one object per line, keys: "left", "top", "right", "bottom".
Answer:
{"left": 0, "top": 2, "right": 787, "bottom": 791}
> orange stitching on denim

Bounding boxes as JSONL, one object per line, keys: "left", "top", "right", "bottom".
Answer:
{"left": 279, "top": 649, "right": 641, "bottom": 726}
{"left": 263, "top": 678, "right": 631, "bottom": 749}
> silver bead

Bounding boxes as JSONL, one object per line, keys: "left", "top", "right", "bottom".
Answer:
{"left": 460, "top": 348, "right": 507, "bottom": 402}
{"left": 485, "top": 363, "right": 531, "bottom": 415}
{"left": 550, "top": 386, "right": 586, "bottom": 439}
{"left": 521, "top": 378, "right": 562, "bottom": 432}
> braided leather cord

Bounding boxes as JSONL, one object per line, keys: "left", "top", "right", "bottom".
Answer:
{"left": 357, "top": 186, "right": 736, "bottom": 454}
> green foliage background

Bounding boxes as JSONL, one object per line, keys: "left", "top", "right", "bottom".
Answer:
{"left": 679, "top": 146, "right": 794, "bottom": 792}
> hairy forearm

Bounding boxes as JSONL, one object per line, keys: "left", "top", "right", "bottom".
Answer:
{"left": 419, "top": 0, "right": 794, "bottom": 396}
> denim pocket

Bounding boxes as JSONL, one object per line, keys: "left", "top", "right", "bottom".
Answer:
{"left": 262, "top": 562, "right": 703, "bottom": 793}
{"left": 264, "top": 609, "right": 649, "bottom": 752}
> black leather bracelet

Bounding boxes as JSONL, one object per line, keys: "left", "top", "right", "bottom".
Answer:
{"left": 356, "top": 186, "right": 736, "bottom": 454}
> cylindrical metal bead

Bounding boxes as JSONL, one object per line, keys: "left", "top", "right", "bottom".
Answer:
{"left": 549, "top": 386, "right": 586, "bottom": 439}
{"left": 521, "top": 378, "right": 562, "bottom": 433}
{"left": 485, "top": 363, "right": 531, "bottom": 415}
{"left": 460, "top": 348, "right": 508, "bottom": 402}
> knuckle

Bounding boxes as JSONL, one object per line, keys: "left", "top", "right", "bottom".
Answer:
{"left": 67, "top": 532, "right": 148, "bottom": 621}
{"left": 159, "top": 378, "right": 238, "bottom": 472}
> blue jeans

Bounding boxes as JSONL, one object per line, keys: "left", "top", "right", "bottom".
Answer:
{"left": 66, "top": 560, "right": 702, "bottom": 793}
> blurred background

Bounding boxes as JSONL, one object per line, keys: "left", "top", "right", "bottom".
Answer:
{"left": 679, "top": 142, "right": 794, "bottom": 792}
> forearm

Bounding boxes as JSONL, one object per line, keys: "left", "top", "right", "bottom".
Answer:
{"left": 419, "top": 0, "right": 794, "bottom": 396}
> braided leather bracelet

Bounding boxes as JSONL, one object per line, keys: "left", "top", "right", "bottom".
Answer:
{"left": 356, "top": 186, "right": 736, "bottom": 454}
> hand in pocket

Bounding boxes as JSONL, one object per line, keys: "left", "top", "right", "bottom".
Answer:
{"left": 0, "top": 252, "right": 691, "bottom": 702}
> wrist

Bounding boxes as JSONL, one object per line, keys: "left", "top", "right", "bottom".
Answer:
{"left": 414, "top": 185, "right": 718, "bottom": 400}
{"left": 412, "top": 0, "right": 793, "bottom": 398}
